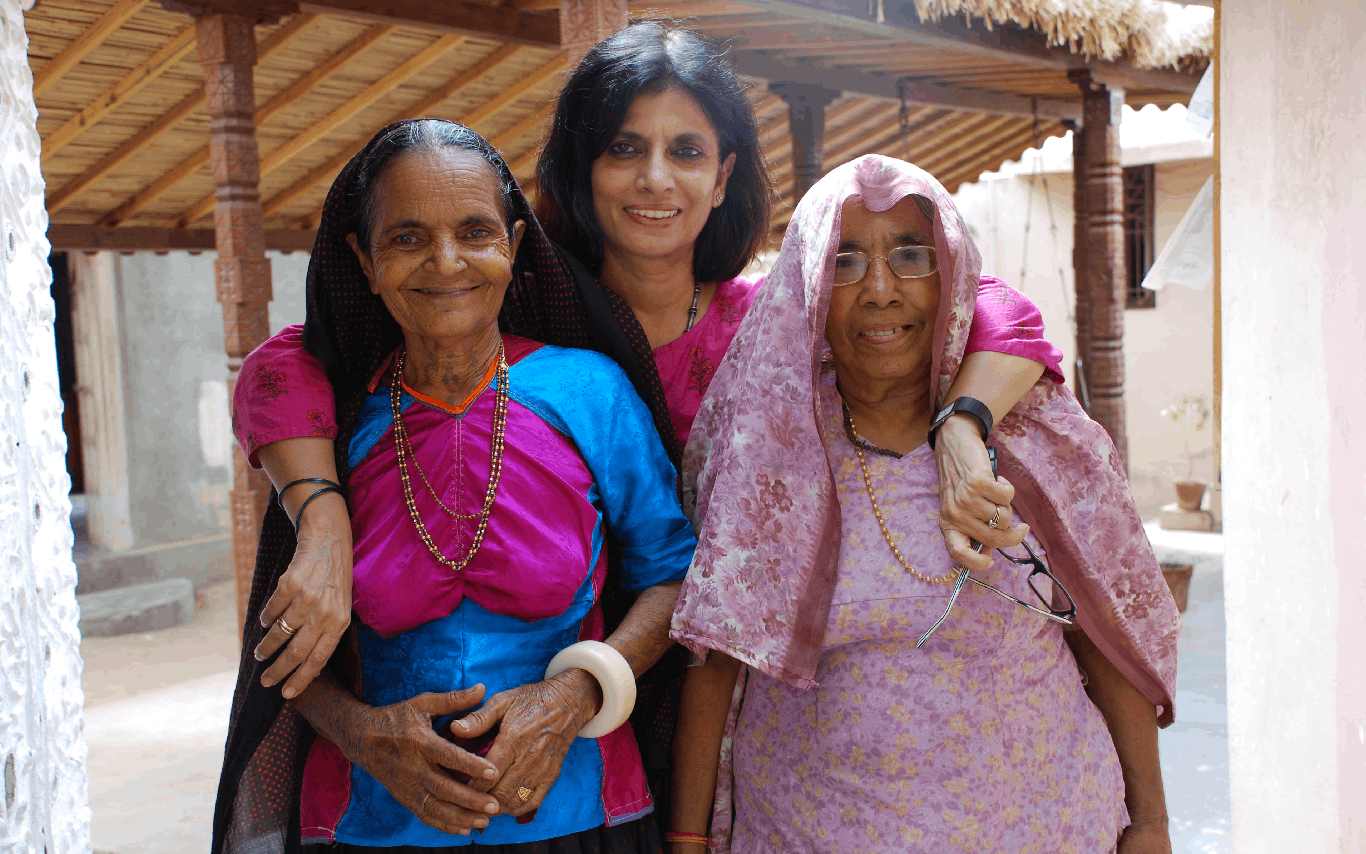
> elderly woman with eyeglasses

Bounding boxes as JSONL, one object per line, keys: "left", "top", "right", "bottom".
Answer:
{"left": 668, "top": 156, "right": 1180, "bottom": 854}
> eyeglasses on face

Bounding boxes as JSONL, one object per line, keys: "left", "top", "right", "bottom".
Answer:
{"left": 832, "top": 245, "right": 938, "bottom": 286}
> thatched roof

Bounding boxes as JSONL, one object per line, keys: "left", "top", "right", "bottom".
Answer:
{"left": 914, "top": 0, "right": 1212, "bottom": 69}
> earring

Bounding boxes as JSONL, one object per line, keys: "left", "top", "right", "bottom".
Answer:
{"left": 715, "top": 194, "right": 723, "bottom": 204}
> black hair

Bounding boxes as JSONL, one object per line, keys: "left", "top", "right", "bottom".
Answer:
{"left": 348, "top": 119, "right": 519, "bottom": 250}
{"left": 535, "top": 21, "right": 771, "bottom": 283}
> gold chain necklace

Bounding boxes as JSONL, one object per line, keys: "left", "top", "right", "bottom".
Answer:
{"left": 843, "top": 402, "right": 957, "bottom": 586}
{"left": 391, "top": 345, "right": 507, "bottom": 571}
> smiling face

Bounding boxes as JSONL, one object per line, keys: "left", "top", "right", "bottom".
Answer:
{"left": 590, "top": 87, "right": 736, "bottom": 271}
{"left": 824, "top": 195, "right": 941, "bottom": 398}
{"left": 347, "top": 147, "right": 525, "bottom": 347}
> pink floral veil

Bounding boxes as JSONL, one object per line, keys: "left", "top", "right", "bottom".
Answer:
{"left": 670, "top": 154, "right": 1179, "bottom": 723}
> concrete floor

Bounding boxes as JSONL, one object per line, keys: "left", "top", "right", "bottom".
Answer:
{"left": 82, "top": 580, "right": 238, "bottom": 854}
{"left": 1157, "top": 545, "right": 1233, "bottom": 853}
{"left": 81, "top": 554, "right": 1233, "bottom": 853}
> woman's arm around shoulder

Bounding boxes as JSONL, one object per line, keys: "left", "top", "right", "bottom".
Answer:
{"left": 935, "top": 276, "right": 1060, "bottom": 572}
{"left": 235, "top": 324, "right": 352, "bottom": 699}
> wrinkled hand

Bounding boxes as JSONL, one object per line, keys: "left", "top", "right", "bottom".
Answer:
{"left": 1117, "top": 818, "right": 1172, "bottom": 854}
{"left": 255, "top": 493, "right": 353, "bottom": 699}
{"left": 344, "top": 686, "right": 503, "bottom": 835}
{"left": 454, "top": 670, "right": 601, "bottom": 816}
{"left": 934, "top": 415, "right": 1029, "bottom": 572}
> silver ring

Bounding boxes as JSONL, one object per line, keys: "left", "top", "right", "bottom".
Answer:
{"left": 988, "top": 507, "right": 1001, "bottom": 529}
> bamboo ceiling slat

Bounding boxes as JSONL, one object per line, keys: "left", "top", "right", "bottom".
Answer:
{"left": 31, "top": 0, "right": 147, "bottom": 95}
{"left": 261, "top": 42, "right": 535, "bottom": 222}
{"left": 41, "top": 24, "right": 197, "bottom": 162}
{"left": 761, "top": 98, "right": 879, "bottom": 168}
{"left": 915, "top": 114, "right": 1021, "bottom": 175}
{"left": 173, "top": 32, "right": 468, "bottom": 226}
{"left": 257, "top": 43, "right": 557, "bottom": 219}
{"left": 95, "top": 19, "right": 407, "bottom": 226}
{"left": 45, "top": 13, "right": 320, "bottom": 219}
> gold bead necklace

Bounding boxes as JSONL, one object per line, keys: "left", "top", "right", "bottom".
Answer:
{"left": 843, "top": 402, "right": 958, "bottom": 586}
{"left": 390, "top": 345, "right": 508, "bottom": 571}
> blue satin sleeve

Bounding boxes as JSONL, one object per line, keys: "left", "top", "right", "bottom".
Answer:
{"left": 508, "top": 346, "right": 697, "bottom": 591}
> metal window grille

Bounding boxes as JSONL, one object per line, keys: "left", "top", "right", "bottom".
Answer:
{"left": 1123, "top": 163, "right": 1157, "bottom": 309}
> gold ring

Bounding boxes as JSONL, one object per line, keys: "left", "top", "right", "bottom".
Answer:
{"left": 277, "top": 617, "right": 298, "bottom": 636}
{"left": 988, "top": 507, "right": 1001, "bottom": 529}
{"left": 421, "top": 792, "right": 431, "bottom": 813}
{"left": 516, "top": 786, "right": 534, "bottom": 803}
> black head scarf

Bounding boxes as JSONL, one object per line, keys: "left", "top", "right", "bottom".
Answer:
{"left": 213, "top": 119, "right": 686, "bottom": 854}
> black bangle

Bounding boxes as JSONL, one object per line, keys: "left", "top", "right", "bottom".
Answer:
{"left": 927, "top": 396, "right": 993, "bottom": 450}
{"left": 278, "top": 477, "right": 343, "bottom": 505}
{"left": 293, "top": 486, "right": 345, "bottom": 535}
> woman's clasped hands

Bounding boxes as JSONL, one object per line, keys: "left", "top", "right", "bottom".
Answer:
{"left": 339, "top": 673, "right": 602, "bottom": 835}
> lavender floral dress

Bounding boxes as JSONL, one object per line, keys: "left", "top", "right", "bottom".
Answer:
{"left": 727, "top": 370, "right": 1127, "bottom": 854}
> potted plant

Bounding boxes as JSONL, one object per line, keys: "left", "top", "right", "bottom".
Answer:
{"left": 1160, "top": 395, "right": 1212, "bottom": 511}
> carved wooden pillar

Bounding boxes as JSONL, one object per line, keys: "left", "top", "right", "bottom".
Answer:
{"left": 196, "top": 12, "right": 274, "bottom": 630}
{"left": 1070, "top": 71, "right": 1128, "bottom": 469}
{"left": 770, "top": 82, "right": 840, "bottom": 203}
{"left": 1067, "top": 118, "right": 1090, "bottom": 398}
{"left": 559, "top": 0, "right": 628, "bottom": 69}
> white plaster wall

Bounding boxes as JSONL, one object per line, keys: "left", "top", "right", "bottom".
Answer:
{"left": 1220, "top": 0, "right": 1366, "bottom": 850}
{"left": 0, "top": 0, "right": 92, "bottom": 848}
{"left": 954, "top": 157, "right": 1214, "bottom": 516}
{"left": 102, "top": 249, "right": 309, "bottom": 546}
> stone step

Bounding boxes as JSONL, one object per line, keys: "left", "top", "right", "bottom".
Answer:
{"left": 78, "top": 578, "right": 196, "bottom": 638}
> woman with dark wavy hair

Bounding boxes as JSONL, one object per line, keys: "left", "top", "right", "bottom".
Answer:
{"left": 224, "top": 20, "right": 1064, "bottom": 850}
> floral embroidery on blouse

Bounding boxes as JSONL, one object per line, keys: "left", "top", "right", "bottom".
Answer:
{"left": 256, "top": 363, "right": 288, "bottom": 401}
{"left": 1012, "top": 321, "right": 1037, "bottom": 340}
{"left": 714, "top": 289, "right": 744, "bottom": 324}
{"left": 688, "top": 346, "right": 717, "bottom": 394}
{"left": 307, "top": 408, "right": 337, "bottom": 438}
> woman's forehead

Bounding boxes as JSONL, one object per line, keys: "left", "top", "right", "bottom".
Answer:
{"left": 372, "top": 148, "right": 504, "bottom": 219}
{"left": 621, "top": 87, "right": 718, "bottom": 142}
{"left": 838, "top": 195, "right": 935, "bottom": 241}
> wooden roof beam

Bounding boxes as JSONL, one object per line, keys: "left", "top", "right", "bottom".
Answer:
{"left": 739, "top": 0, "right": 1203, "bottom": 94}
{"left": 733, "top": 52, "right": 1081, "bottom": 121}
{"left": 267, "top": 47, "right": 562, "bottom": 222}
{"left": 48, "top": 225, "right": 317, "bottom": 253}
{"left": 46, "top": 13, "right": 319, "bottom": 216}
{"left": 172, "top": 32, "right": 464, "bottom": 227}
{"left": 299, "top": 0, "right": 557, "bottom": 45}
{"left": 32, "top": 0, "right": 150, "bottom": 96}
{"left": 41, "top": 23, "right": 198, "bottom": 163}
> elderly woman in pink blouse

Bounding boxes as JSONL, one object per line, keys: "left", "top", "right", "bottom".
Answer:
{"left": 668, "top": 156, "right": 1180, "bottom": 854}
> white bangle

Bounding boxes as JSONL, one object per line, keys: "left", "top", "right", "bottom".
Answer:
{"left": 544, "top": 640, "right": 636, "bottom": 739}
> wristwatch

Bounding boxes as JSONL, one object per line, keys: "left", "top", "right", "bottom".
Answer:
{"left": 927, "top": 396, "right": 993, "bottom": 450}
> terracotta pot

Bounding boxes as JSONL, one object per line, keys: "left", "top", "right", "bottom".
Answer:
{"left": 1173, "top": 480, "right": 1207, "bottom": 512}
{"left": 1160, "top": 561, "right": 1194, "bottom": 613}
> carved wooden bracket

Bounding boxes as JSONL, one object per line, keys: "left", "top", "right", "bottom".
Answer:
{"left": 154, "top": 0, "right": 299, "bottom": 25}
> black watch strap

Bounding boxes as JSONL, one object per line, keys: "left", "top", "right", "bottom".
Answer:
{"left": 927, "top": 396, "right": 993, "bottom": 450}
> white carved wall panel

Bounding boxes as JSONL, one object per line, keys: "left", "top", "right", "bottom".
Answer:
{"left": 0, "top": 0, "right": 93, "bottom": 849}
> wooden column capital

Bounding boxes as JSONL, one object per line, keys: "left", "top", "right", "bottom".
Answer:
{"left": 770, "top": 82, "right": 840, "bottom": 204}
{"left": 559, "top": 0, "right": 627, "bottom": 69}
